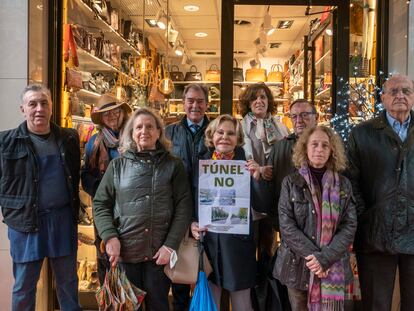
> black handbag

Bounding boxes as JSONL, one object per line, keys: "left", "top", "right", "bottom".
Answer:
{"left": 170, "top": 65, "right": 184, "bottom": 81}
{"left": 233, "top": 59, "right": 244, "bottom": 82}
{"left": 251, "top": 178, "right": 276, "bottom": 215}
{"left": 185, "top": 65, "right": 202, "bottom": 81}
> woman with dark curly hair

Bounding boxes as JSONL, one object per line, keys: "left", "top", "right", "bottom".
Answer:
{"left": 273, "top": 126, "right": 357, "bottom": 311}
{"left": 238, "top": 83, "right": 289, "bottom": 308}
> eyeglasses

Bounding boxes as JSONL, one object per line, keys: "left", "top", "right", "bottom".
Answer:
{"left": 185, "top": 97, "right": 206, "bottom": 104}
{"left": 289, "top": 111, "right": 316, "bottom": 121}
{"left": 102, "top": 108, "right": 122, "bottom": 117}
{"left": 385, "top": 88, "right": 414, "bottom": 97}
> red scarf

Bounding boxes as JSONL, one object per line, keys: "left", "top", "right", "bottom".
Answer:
{"left": 212, "top": 150, "right": 235, "bottom": 160}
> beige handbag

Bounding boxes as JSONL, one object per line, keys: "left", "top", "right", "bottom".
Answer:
{"left": 164, "top": 233, "right": 213, "bottom": 285}
{"left": 267, "top": 64, "right": 284, "bottom": 83}
{"left": 245, "top": 61, "right": 267, "bottom": 82}
{"left": 205, "top": 64, "right": 221, "bottom": 82}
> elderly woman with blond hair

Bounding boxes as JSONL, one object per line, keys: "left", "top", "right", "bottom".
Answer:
{"left": 93, "top": 107, "right": 192, "bottom": 310}
{"left": 191, "top": 114, "right": 260, "bottom": 311}
{"left": 273, "top": 126, "right": 357, "bottom": 311}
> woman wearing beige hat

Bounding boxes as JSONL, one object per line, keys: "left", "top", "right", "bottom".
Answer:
{"left": 81, "top": 93, "right": 131, "bottom": 284}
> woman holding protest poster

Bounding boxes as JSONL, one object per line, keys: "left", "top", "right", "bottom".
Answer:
{"left": 191, "top": 114, "right": 260, "bottom": 311}
{"left": 273, "top": 126, "right": 356, "bottom": 311}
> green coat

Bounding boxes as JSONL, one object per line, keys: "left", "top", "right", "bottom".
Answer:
{"left": 93, "top": 147, "right": 193, "bottom": 263}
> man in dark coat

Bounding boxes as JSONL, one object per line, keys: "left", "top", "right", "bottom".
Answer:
{"left": 165, "top": 83, "right": 209, "bottom": 311}
{"left": 0, "top": 84, "right": 81, "bottom": 311}
{"left": 270, "top": 99, "right": 318, "bottom": 229}
{"left": 347, "top": 74, "right": 414, "bottom": 310}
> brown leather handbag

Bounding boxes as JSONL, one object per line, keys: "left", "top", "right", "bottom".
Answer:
{"left": 233, "top": 59, "right": 244, "bottom": 82}
{"left": 170, "top": 65, "right": 184, "bottom": 82}
{"left": 164, "top": 233, "right": 213, "bottom": 285}
{"left": 185, "top": 65, "right": 202, "bottom": 81}
{"left": 245, "top": 61, "right": 267, "bottom": 82}
{"left": 205, "top": 64, "right": 220, "bottom": 82}
{"left": 267, "top": 64, "right": 284, "bottom": 83}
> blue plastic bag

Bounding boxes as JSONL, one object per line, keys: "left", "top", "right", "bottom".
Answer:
{"left": 189, "top": 271, "right": 218, "bottom": 311}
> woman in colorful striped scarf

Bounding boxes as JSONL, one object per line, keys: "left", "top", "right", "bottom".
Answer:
{"left": 273, "top": 126, "right": 357, "bottom": 311}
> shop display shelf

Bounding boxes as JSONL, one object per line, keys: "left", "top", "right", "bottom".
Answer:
{"left": 78, "top": 89, "right": 101, "bottom": 99}
{"left": 315, "top": 49, "right": 331, "bottom": 67}
{"left": 289, "top": 83, "right": 302, "bottom": 93}
{"left": 315, "top": 87, "right": 331, "bottom": 100}
{"left": 72, "top": 115, "right": 92, "bottom": 123}
{"left": 77, "top": 48, "right": 120, "bottom": 72}
{"left": 69, "top": 0, "right": 141, "bottom": 56}
{"left": 290, "top": 50, "right": 305, "bottom": 69}
{"left": 77, "top": 48, "right": 137, "bottom": 83}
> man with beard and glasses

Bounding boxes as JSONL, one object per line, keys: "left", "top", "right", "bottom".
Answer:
{"left": 165, "top": 83, "right": 210, "bottom": 311}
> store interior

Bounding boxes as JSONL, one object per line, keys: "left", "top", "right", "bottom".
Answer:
{"left": 28, "top": 0, "right": 377, "bottom": 309}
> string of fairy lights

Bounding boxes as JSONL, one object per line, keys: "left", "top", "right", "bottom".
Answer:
{"left": 330, "top": 71, "right": 390, "bottom": 142}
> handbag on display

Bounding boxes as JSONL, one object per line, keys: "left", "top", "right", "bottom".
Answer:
{"left": 233, "top": 59, "right": 244, "bottom": 82}
{"left": 63, "top": 24, "right": 79, "bottom": 67}
{"left": 66, "top": 68, "right": 83, "bottom": 90}
{"left": 110, "top": 8, "right": 119, "bottom": 30}
{"left": 267, "top": 64, "right": 284, "bottom": 83}
{"left": 245, "top": 61, "right": 267, "bottom": 82}
{"left": 164, "top": 232, "right": 213, "bottom": 285}
{"left": 205, "top": 64, "right": 220, "bottom": 82}
{"left": 170, "top": 65, "right": 184, "bottom": 82}
{"left": 185, "top": 65, "right": 202, "bottom": 81}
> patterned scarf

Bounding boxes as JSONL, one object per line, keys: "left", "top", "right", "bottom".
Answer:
{"left": 212, "top": 150, "right": 235, "bottom": 160}
{"left": 90, "top": 127, "right": 119, "bottom": 175}
{"left": 246, "top": 112, "right": 284, "bottom": 157}
{"left": 299, "top": 162, "right": 346, "bottom": 311}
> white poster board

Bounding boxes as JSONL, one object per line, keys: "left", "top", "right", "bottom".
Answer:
{"left": 198, "top": 160, "right": 250, "bottom": 235}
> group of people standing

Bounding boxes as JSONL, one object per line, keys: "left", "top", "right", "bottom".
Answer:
{"left": 1, "top": 73, "right": 413, "bottom": 311}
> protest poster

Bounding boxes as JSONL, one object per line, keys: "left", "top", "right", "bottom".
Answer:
{"left": 198, "top": 160, "right": 250, "bottom": 235}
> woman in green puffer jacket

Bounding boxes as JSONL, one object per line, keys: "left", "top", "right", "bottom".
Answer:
{"left": 93, "top": 107, "right": 193, "bottom": 311}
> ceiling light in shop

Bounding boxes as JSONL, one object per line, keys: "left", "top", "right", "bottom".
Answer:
{"left": 195, "top": 32, "right": 208, "bottom": 37}
{"left": 36, "top": 4, "right": 43, "bottom": 10}
{"left": 276, "top": 20, "right": 294, "bottom": 29}
{"left": 175, "top": 45, "right": 184, "bottom": 56}
{"left": 156, "top": 10, "right": 168, "bottom": 29}
{"left": 146, "top": 19, "right": 158, "bottom": 27}
{"left": 263, "top": 13, "right": 275, "bottom": 36}
{"left": 184, "top": 4, "right": 199, "bottom": 12}
{"left": 325, "top": 28, "right": 333, "bottom": 36}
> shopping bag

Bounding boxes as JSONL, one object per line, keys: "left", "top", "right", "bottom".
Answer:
{"left": 96, "top": 265, "right": 146, "bottom": 311}
{"left": 189, "top": 271, "right": 217, "bottom": 311}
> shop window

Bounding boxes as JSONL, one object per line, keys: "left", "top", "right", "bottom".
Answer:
{"left": 348, "top": 0, "right": 378, "bottom": 122}
{"left": 29, "top": 0, "right": 48, "bottom": 84}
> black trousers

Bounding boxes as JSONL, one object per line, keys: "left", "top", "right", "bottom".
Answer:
{"left": 356, "top": 252, "right": 414, "bottom": 311}
{"left": 172, "top": 283, "right": 191, "bottom": 311}
{"left": 121, "top": 261, "right": 171, "bottom": 311}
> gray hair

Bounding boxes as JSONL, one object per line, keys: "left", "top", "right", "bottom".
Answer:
{"left": 289, "top": 99, "right": 317, "bottom": 114}
{"left": 182, "top": 83, "right": 209, "bottom": 103}
{"left": 21, "top": 84, "right": 51, "bottom": 103}
{"left": 120, "top": 107, "right": 171, "bottom": 153}
{"left": 382, "top": 74, "right": 414, "bottom": 93}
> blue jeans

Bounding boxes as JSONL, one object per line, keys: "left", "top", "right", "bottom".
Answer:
{"left": 12, "top": 253, "right": 81, "bottom": 311}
